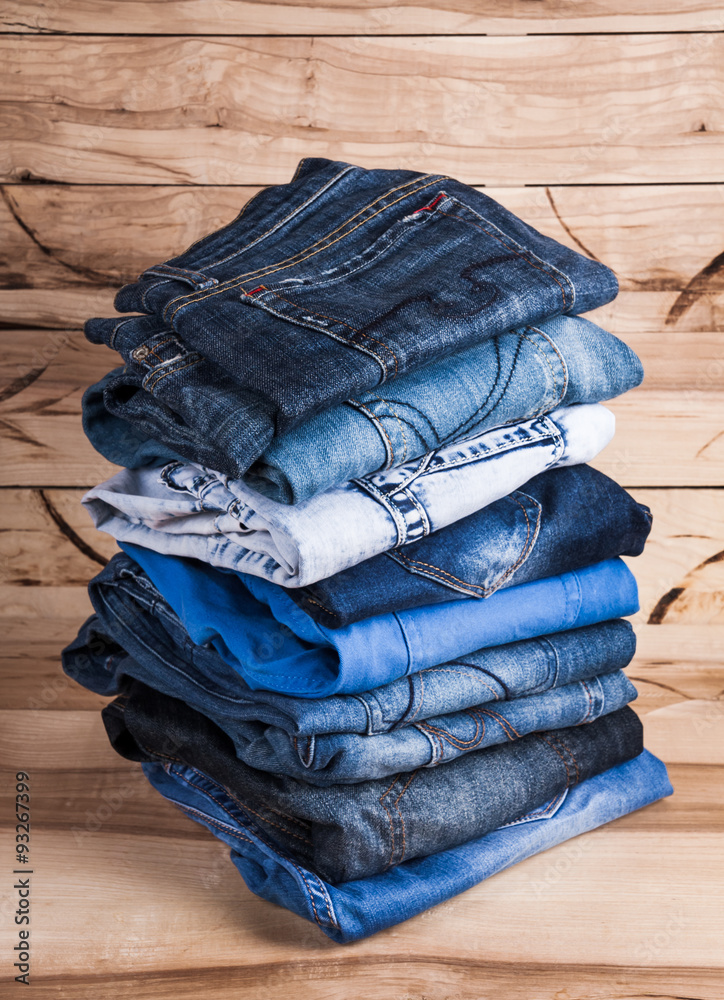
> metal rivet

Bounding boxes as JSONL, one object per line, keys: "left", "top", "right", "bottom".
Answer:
{"left": 132, "top": 346, "right": 150, "bottom": 361}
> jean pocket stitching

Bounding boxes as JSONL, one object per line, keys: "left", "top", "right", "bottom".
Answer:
{"left": 162, "top": 175, "right": 443, "bottom": 325}
{"left": 521, "top": 325, "right": 569, "bottom": 411}
{"left": 346, "top": 399, "right": 396, "bottom": 468}
{"left": 435, "top": 197, "right": 576, "bottom": 311}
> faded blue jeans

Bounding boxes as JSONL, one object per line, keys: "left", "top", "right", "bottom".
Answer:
{"left": 83, "top": 403, "right": 615, "bottom": 588}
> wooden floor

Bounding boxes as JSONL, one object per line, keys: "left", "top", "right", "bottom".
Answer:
{"left": 1, "top": 3, "right": 723, "bottom": 997}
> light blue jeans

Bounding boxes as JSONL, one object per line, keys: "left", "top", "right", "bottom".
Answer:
{"left": 84, "top": 403, "right": 614, "bottom": 587}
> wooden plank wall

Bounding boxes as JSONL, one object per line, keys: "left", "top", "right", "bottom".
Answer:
{"left": 0, "top": 3, "right": 722, "bottom": 997}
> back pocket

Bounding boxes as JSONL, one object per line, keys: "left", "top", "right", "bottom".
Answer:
{"left": 237, "top": 192, "right": 577, "bottom": 382}
{"left": 385, "top": 489, "right": 542, "bottom": 598}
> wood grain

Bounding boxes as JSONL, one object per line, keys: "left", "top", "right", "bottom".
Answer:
{"left": 2, "top": 34, "right": 724, "bottom": 186}
{"left": 4, "top": 0, "right": 724, "bottom": 36}
{"left": 1, "top": 704, "right": 722, "bottom": 996}
{"left": 3, "top": 183, "right": 724, "bottom": 331}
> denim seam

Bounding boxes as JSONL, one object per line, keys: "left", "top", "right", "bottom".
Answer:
{"left": 434, "top": 200, "right": 576, "bottom": 310}
{"left": 267, "top": 207, "right": 440, "bottom": 294}
{"left": 497, "top": 789, "right": 568, "bottom": 828}
{"left": 534, "top": 636, "right": 561, "bottom": 695}
{"left": 422, "top": 668, "right": 501, "bottom": 706}
{"left": 140, "top": 278, "right": 173, "bottom": 312}
{"left": 478, "top": 707, "right": 521, "bottom": 741}
{"left": 389, "top": 489, "right": 540, "bottom": 597}
{"left": 404, "top": 668, "right": 426, "bottom": 725}
{"left": 224, "top": 176, "right": 443, "bottom": 286}
{"left": 357, "top": 477, "right": 409, "bottom": 546}
{"left": 522, "top": 326, "right": 569, "bottom": 414}
{"left": 392, "top": 611, "right": 415, "bottom": 677}
{"left": 378, "top": 775, "right": 400, "bottom": 868}
{"left": 240, "top": 292, "right": 390, "bottom": 379}
{"left": 158, "top": 164, "right": 360, "bottom": 307}
{"left": 580, "top": 679, "right": 594, "bottom": 722}
{"left": 165, "top": 766, "right": 335, "bottom": 929}
{"left": 398, "top": 487, "right": 431, "bottom": 541}
{"left": 346, "top": 399, "right": 395, "bottom": 468}
{"left": 417, "top": 712, "right": 488, "bottom": 751}
{"left": 350, "top": 693, "right": 375, "bottom": 736}
{"left": 536, "top": 734, "right": 580, "bottom": 786}
{"left": 256, "top": 287, "right": 399, "bottom": 378}
{"left": 163, "top": 176, "right": 444, "bottom": 324}
{"left": 393, "top": 770, "right": 419, "bottom": 865}
{"left": 564, "top": 571, "right": 584, "bottom": 629}
{"left": 414, "top": 725, "right": 441, "bottom": 766}
{"left": 369, "top": 394, "right": 408, "bottom": 463}
{"left": 108, "top": 316, "right": 139, "bottom": 352}
{"left": 140, "top": 741, "right": 313, "bottom": 842}
{"left": 302, "top": 596, "right": 339, "bottom": 619}
{"left": 144, "top": 355, "right": 204, "bottom": 394}
{"left": 386, "top": 420, "right": 561, "bottom": 483}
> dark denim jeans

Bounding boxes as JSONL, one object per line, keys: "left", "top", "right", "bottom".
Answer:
{"left": 141, "top": 750, "right": 672, "bottom": 941}
{"left": 64, "top": 574, "right": 638, "bottom": 782}
{"left": 289, "top": 464, "right": 651, "bottom": 626}
{"left": 102, "top": 678, "right": 643, "bottom": 882}
{"left": 84, "top": 158, "right": 618, "bottom": 479}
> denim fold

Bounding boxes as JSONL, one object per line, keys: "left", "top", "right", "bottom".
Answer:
{"left": 141, "top": 750, "right": 672, "bottom": 941}
{"left": 82, "top": 314, "right": 641, "bottom": 499}
{"left": 116, "top": 544, "right": 640, "bottom": 696}
{"left": 63, "top": 583, "right": 639, "bottom": 784}
{"left": 102, "top": 678, "right": 645, "bottom": 883}
{"left": 83, "top": 403, "right": 615, "bottom": 588}
{"left": 65, "top": 552, "right": 639, "bottom": 735}
{"left": 82, "top": 158, "right": 618, "bottom": 479}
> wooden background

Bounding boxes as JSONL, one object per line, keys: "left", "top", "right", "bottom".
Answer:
{"left": 1, "top": 3, "right": 723, "bottom": 997}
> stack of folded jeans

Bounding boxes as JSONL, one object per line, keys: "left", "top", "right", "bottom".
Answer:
{"left": 63, "top": 159, "right": 672, "bottom": 942}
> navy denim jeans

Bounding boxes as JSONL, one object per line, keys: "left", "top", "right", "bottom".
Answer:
{"left": 289, "top": 464, "right": 652, "bottom": 626}
{"left": 82, "top": 314, "right": 640, "bottom": 497}
{"left": 84, "top": 158, "right": 618, "bottom": 479}
{"left": 102, "top": 678, "right": 643, "bottom": 883}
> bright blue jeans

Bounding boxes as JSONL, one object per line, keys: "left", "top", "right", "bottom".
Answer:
{"left": 119, "top": 543, "right": 640, "bottom": 696}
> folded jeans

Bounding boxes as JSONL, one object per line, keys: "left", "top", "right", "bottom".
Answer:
{"left": 83, "top": 158, "right": 618, "bottom": 479}
{"left": 102, "top": 679, "right": 645, "bottom": 883}
{"left": 84, "top": 403, "right": 615, "bottom": 588}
